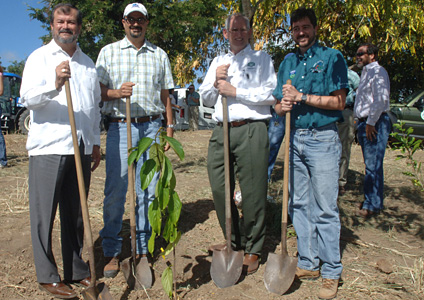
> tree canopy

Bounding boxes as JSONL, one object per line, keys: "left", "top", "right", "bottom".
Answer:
{"left": 29, "top": 0, "right": 424, "bottom": 97}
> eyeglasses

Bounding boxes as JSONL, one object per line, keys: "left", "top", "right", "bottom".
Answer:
{"left": 124, "top": 17, "right": 148, "bottom": 25}
{"left": 356, "top": 52, "right": 367, "bottom": 57}
{"left": 229, "top": 28, "right": 248, "bottom": 33}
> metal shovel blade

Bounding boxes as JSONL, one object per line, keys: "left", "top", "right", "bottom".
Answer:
{"left": 122, "top": 256, "right": 153, "bottom": 289}
{"left": 263, "top": 252, "right": 297, "bottom": 295}
{"left": 81, "top": 283, "right": 113, "bottom": 300}
{"left": 210, "top": 247, "right": 244, "bottom": 288}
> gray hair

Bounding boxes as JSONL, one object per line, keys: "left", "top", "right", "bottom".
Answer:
{"left": 225, "top": 13, "right": 250, "bottom": 30}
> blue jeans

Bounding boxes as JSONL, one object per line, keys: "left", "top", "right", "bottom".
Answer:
{"left": 356, "top": 113, "right": 391, "bottom": 212}
{"left": 100, "top": 118, "right": 161, "bottom": 256}
{"left": 0, "top": 106, "right": 7, "bottom": 167}
{"left": 268, "top": 110, "right": 285, "bottom": 181}
{"left": 289, "top": 123, "right": 342, "bottom": 279}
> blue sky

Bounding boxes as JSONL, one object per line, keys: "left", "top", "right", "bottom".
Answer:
{"left": 0, "top": 0, "right": 47, "bottom": 68}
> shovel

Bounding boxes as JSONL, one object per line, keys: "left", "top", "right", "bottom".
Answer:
{"left": 64, "top": 80, "right": 113, "bottom": 300}
{"left": 210, "top": 96, "right": 244, "bottom": 288}
{"left": 263, "top": 79, "right": 297, "bottom": 295}
{"left": 121, "top": 96, "right": 153, "bottom": 289}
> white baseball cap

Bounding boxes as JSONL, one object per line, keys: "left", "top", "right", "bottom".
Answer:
{"left": 123, "top": 3, "right": 148, "bottom": 18}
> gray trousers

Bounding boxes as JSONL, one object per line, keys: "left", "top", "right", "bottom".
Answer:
{"left": 29, "top": 145, "right": 91, "bottom": 283}
{"left": 207, "top": 121, "right": 269, "bottom": 255}
{"left": 337, "top": 108, "right": 355, "bottom": 187}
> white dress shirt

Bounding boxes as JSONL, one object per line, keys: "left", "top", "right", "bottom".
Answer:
{"left": 20, "top": 40, "right": 101, "bottom": 156}
{"left": 199, "top": 45, "right": 277, "bottom": 122}
{"left": 354, "top": 61, "right": 390, "bottom": 126}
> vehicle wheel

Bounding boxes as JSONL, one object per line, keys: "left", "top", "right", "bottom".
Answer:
{"left": 18, "top": 109, "right": 31, "bottom": 134}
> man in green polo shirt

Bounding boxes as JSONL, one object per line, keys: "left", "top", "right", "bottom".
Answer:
{"left": 274, "top": 7, "right": 348, "bottom": 300}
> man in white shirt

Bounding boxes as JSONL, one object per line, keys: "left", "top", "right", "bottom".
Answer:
{"left": 20, "top": 3, "right": 101, "bottom": 299}
{"left": 199, "top": 13, "right": 276, "bottom": 275}
{"left": 354, "top": 43, "right": 391, "bottom": 217}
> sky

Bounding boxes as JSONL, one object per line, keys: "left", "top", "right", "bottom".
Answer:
{"left": 0, "top": 0, "right": 47, "bottom": 68}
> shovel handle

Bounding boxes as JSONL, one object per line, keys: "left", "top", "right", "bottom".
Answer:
{"left": 126, "top": 97, "right": 137, "bottom": 262}
{"left": 281, "top": 80, "right": 291, "bottom": 254}
{"left": 65, "top": 80, "right": 96, "bottom": 286}
{"left": 222, "top": 96, "right": 232, "bottom": 251}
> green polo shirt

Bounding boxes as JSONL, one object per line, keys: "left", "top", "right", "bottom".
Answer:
{"left": 273, "top": 42, "right": 348, "bottom": 129}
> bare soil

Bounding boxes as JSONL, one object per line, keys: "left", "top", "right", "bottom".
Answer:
{"left": 1, "top": 130, "right": 424, "bottom": 300}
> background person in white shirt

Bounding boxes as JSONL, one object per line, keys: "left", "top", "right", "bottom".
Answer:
{"left": 354, "top": 43, "right": 391, "bottom": 218}
{"left": 199, "top": 12, "right": 276, "bottom": 275}
{"left": 20, "top": 3, "right": 101, "bottom": 299}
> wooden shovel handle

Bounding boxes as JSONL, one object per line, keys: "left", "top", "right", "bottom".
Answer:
{"left": 65, "top": 80, "right": 96, "bottom": 287}
{"left": 281, "top": 79, "right": 291, "bottom": 254}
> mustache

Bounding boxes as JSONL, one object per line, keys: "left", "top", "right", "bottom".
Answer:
{"left": 130, "top": 26, "right": 142, "bottom": 30}
{"left": 59, "top": 29, "right": 73, "bottom": 34}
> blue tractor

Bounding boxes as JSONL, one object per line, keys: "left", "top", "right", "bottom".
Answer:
{"left": 0, "top": 72, "right": 30, "bottom": 134}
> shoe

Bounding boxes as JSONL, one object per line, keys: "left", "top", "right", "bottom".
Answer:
{"left": 75, "top": 276, "right": 91, "bottom": 287}
{"left": 208, "top": 243, "right": 227, "bottom": 256}
{"left": 356, "top": 208, "right": 378, "bottom": 218}
{"left": 319, "top": 278, "right": 339, "bottom": 299}
{"left": 39, "top": 282, "right": 77, "bottom": 299}
{"left": 104, "top": 256, "right": 119, "bottom": 278}
{"left": 242, "top": 254, "right": 259, "bottom": 275}
{"left": 295, "top": 267, "right": 320, "bottom": 280}
{"left": 338, "top": 186, "right": 346, "bottom": 196}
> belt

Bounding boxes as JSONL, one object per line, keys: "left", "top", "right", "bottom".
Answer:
{"left": 357, "top": 112, "right": 387, "bottom": 123}
{"left": 109, "top": 115, "right": 160, "bottom": 123}
{"left": 217, "top": 119, "right": 265, "bottom": 128}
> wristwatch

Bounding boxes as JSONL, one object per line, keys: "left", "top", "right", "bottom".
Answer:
{"left": 166, "top": 124, "right": 175, "bottom": 129}
{"left": 301, "top": 93, "right": 307, "bottom": 104}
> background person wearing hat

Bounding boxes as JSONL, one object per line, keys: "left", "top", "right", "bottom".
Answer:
{"left": 96, "top": 2, "right": 174, "bottom": 278}
{"left": 186, "top": 84, "right": 200, "bottom": 130}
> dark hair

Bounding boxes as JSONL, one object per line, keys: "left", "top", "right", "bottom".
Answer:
{"left": 290, "top": 7, "right": 317, "bottom": 28}
{"left": 360, "top": 43, "right": 379, "bottom": 60}
{"left": 50, "top": 3, "right": 82, "bottom": 25}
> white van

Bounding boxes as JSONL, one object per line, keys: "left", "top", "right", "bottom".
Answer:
{"left": 172, "top": 87, "right": 216, "bottom": 130}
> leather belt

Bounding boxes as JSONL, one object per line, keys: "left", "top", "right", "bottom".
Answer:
{"left": 357, "top": 112, "right": 387, "bottom": 123}
{"left": 217, "top": 119, "right": 265, "bottom": 128}
{"left": 109, "top": 115, "right": 160, "bottom": 123}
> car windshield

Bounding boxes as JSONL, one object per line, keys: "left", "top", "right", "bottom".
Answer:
{"left": 400, "top": 90, "right": 424, "bottom": 104}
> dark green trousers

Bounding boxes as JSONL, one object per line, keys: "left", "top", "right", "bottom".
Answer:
{"left": 207, "top": 121, "right": 269, "bottom": 255}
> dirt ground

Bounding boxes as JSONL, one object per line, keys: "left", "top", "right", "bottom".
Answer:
{"left": 1, "top": 129, "right": 424, "bottom": 300}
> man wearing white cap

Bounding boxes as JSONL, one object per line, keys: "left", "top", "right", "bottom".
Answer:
{"left": 96, "top": 2, "right": 174, "bottom": 278}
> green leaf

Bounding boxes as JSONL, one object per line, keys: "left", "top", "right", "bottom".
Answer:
{"left": 162, "top": 231, "right": 181, "bottom": 256}
{"left": 168, "top": 191, "right": 182, "bottom": 224}
{"left": 161, "top": 266, "right": 173, "bottom": 299}
{"left": 162, "top": 157, "right": 173, "bottom": 187}
{"left": 148, "top": 231, "right": 156, "bottom": 256}
{"left": 148, "top": 198, "right": 162, "bottom": 234}
{"left": 163, "top": 136, "right": 185, "bottom": 161}
{"left": 128, "top": 150, "right": 138, "bottom": 166}
{"left": 136, "top": 137, "right": 154, "bottom": 162}
{"left": 161, "top": 187, "right": 170, "bottom": 210}
{"left": 150, "top": 143, "right": 164, "bottom": 172}
{"left": 140, "top": 159, "right": 157, "bottom": 190}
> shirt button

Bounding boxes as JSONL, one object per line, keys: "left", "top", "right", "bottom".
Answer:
{"left": 302, "top": 76, "right": 305, "bottom": 79}
{"left": 304, "top": 63, "right": 306, "bottom": 66}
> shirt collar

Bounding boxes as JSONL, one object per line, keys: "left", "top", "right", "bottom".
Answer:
{"left": 121, "top": 36, "right": 154, "bottom": 51}
{"left": 47, "top": 39, "right": 81, "bottom": 57}
{"left": 297, "top": 41, "right": 319, "bottom": 59}
{"left": 363, "top": 61, "right": 379, "bottom": 72}
{"left": 227, "top": 44, "right": 253, "bottom": 57}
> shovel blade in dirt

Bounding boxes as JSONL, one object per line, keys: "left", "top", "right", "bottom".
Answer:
{"left": 210, "top": 247, "right": 244, "bottom": 288}
{"left": 263, "top": 252, "right": 297, "bottom": 295}
{"left": 122, "top": 256, "right": 153, "bottom": 289}
{"left": 82, "top": 283, "right": 113, "bottom": 300}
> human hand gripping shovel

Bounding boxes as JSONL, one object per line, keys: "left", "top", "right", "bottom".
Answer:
{"left": 64, "top": 80, "right": 113, "bottom": 300}
{"left": 263, "top": 79, "right": 297, "bottom": 295}
{"left": 121, "top": 96, "right": 153, "bottom": 289}
{"left": 210, "top": 96, "right": 244, "bottom": 288}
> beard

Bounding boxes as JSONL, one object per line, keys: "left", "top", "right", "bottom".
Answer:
{"left": 129, "top": 26, "right": 143, "bottom": 39}
{"left": 54, "top": 29, "right": 78, "bottom": 44}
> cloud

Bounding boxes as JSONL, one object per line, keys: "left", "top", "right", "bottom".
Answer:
{"left": 0, "top": 51, "right": 21, "bottom": 66}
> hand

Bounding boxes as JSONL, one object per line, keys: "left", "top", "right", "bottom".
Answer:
{"left": 216, "top": 80, "right": 236, "bottom": 98}
{"left": 91, "top": 145, "right": 101, "bottom": 171}
{"left": 164, "top": 127, "right": 174, "bottom": 151}
{"left": 215, "top": 64, "right": 230, "bottom": 87}
{"left": 365, "top": 124, "right": 377, "bottom": 141}
{"left": 275, "top": 98, "right": 294, "bottom": 116}
{"left": 282, "top": 84, "right": 302, "bottom": 103}
{"left": 119, "top": 82, "right": 136, "bottom": 98}
{"left": 55, "top": 61, "right": 71, "bottom": 90}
